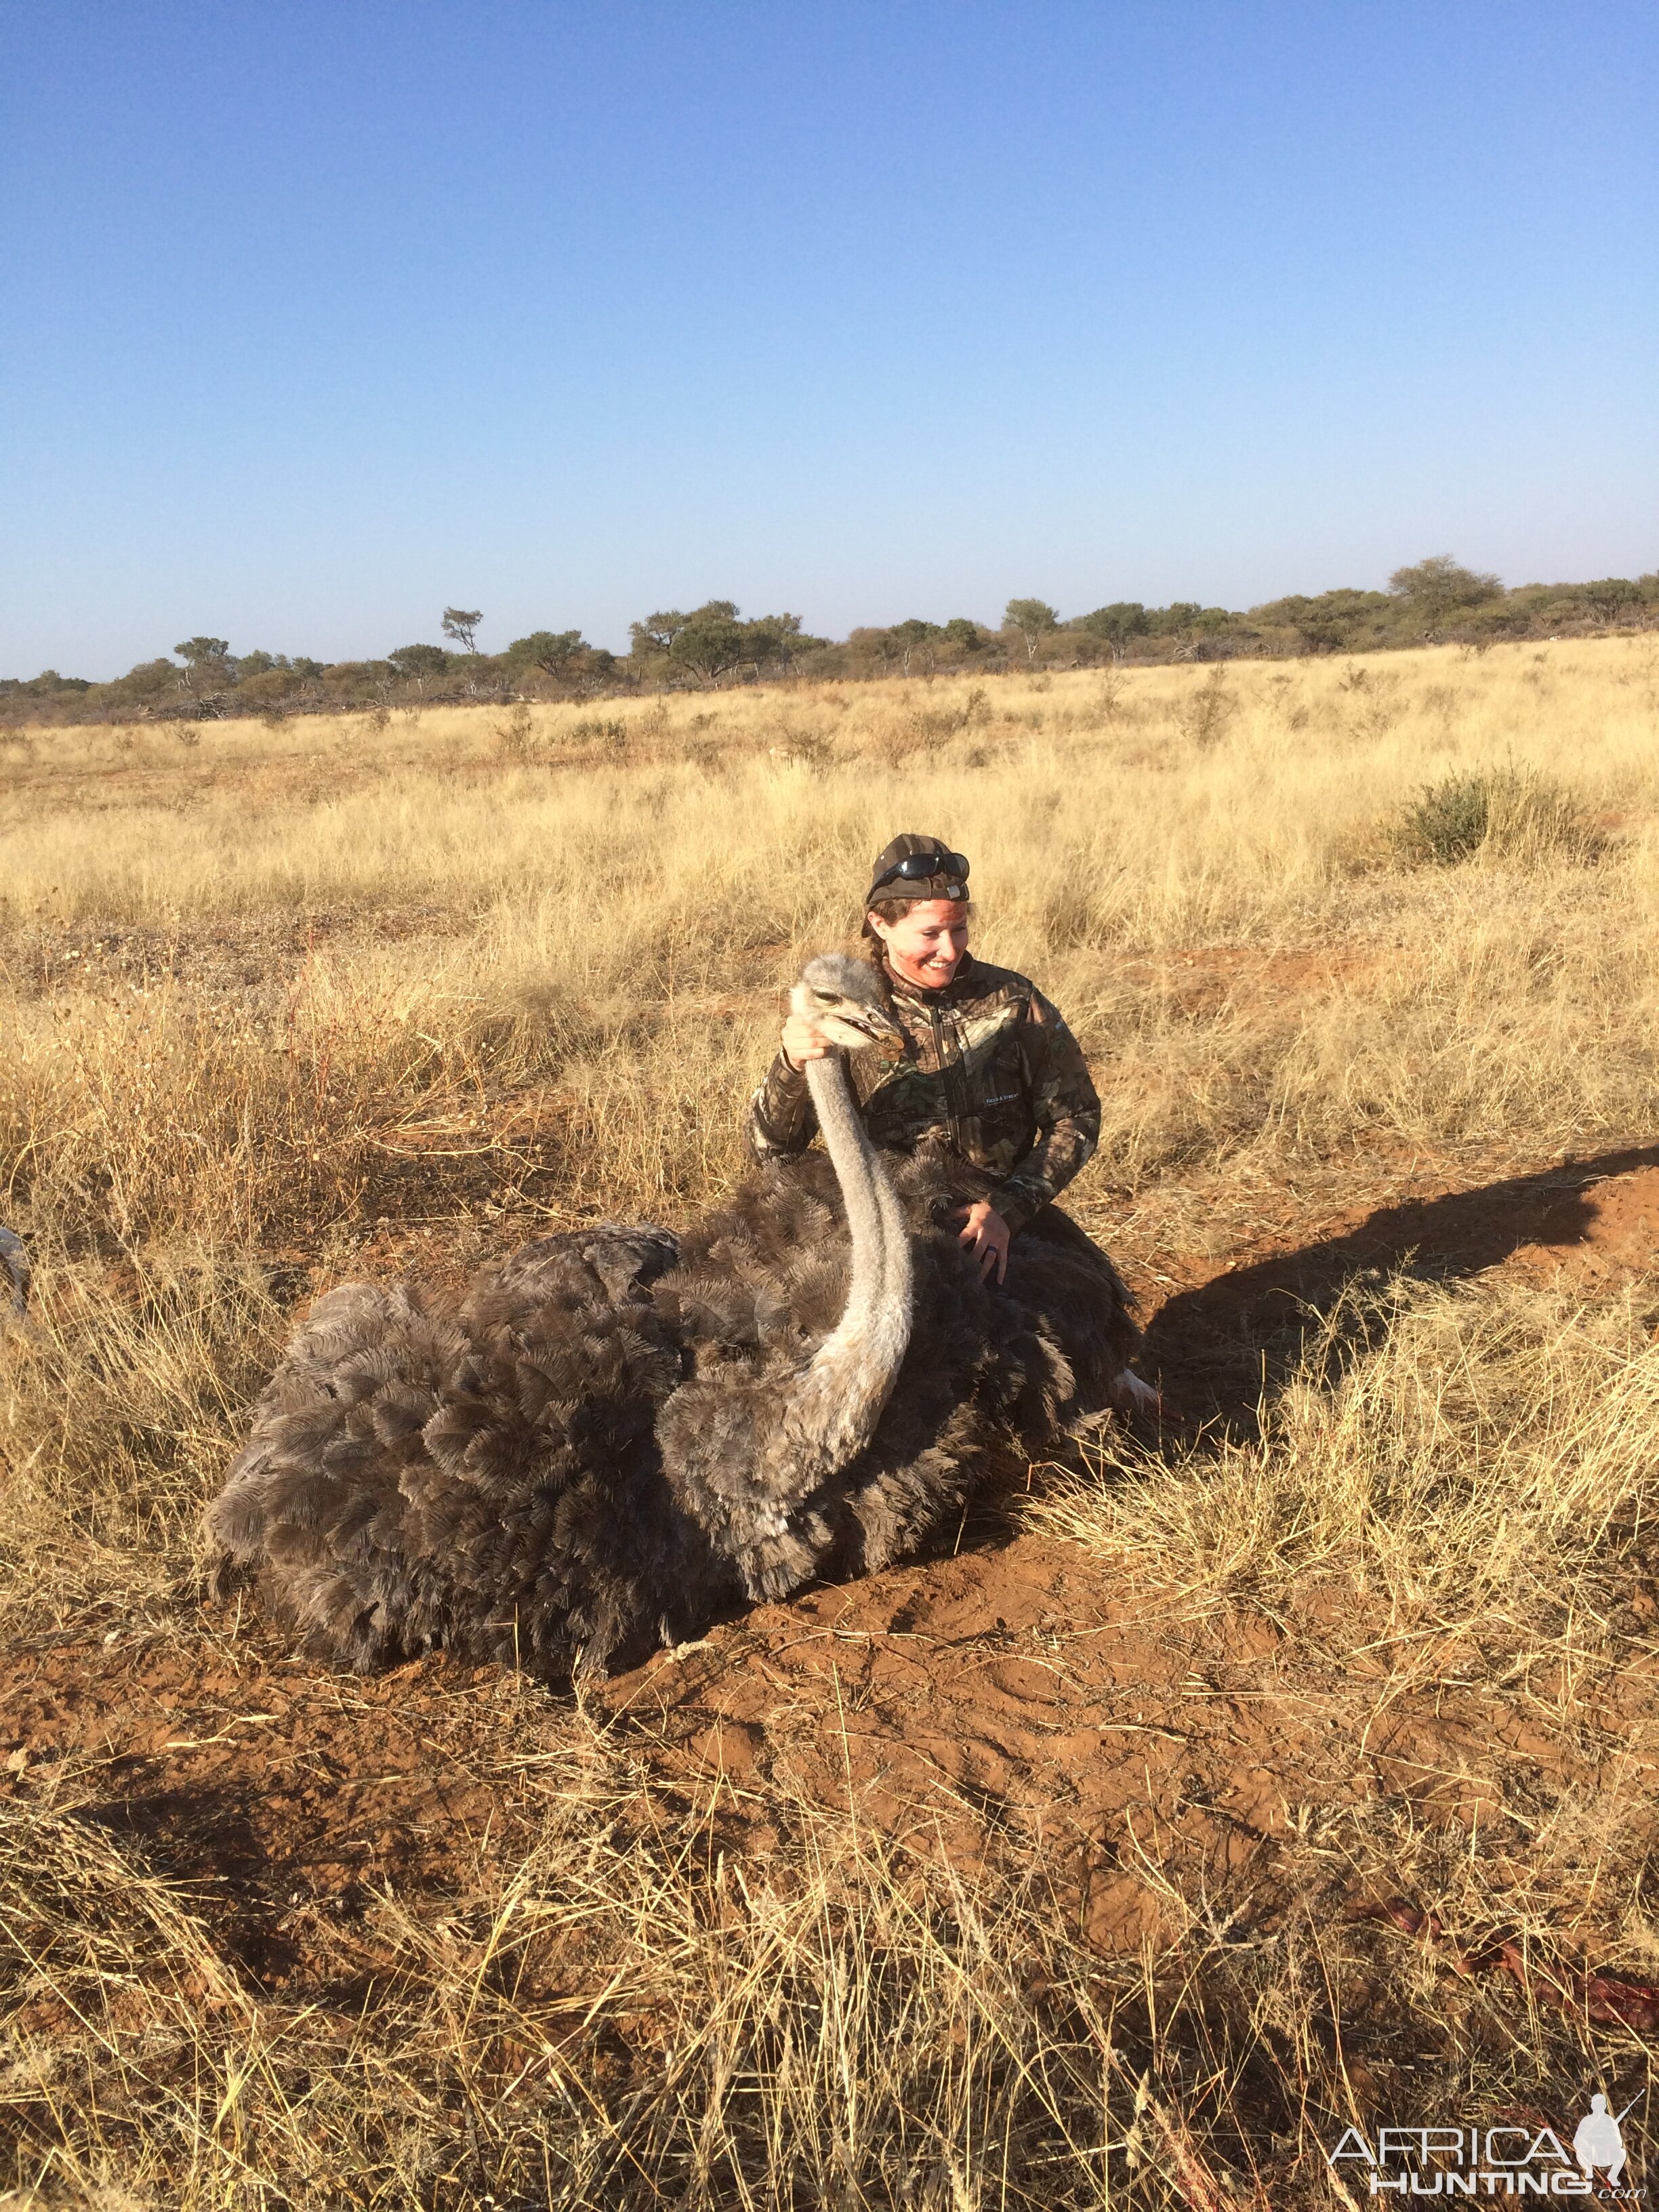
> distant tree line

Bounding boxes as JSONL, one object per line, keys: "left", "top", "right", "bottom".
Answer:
{"left": 7, "top": 559, "right": 1657, "bottom": 726}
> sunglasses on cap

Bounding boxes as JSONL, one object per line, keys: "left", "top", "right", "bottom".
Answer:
{"left": 870, "top": 849, "right": 970, "bottom": 894}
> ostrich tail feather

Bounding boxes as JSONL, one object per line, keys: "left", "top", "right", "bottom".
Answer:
{"left": 207, "top": 1233, "right": 733, "bottom": 1683}
{"left": 206, "top": 1281, "right": 468, "bottom": 1668}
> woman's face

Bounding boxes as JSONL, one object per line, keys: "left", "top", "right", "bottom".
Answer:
{"left": 868, "top": 899, "right": 970, "bottom": 989}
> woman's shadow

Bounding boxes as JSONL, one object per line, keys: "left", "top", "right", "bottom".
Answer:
{"left": 1143, "top": 1144, "right": 1659, "bottom": 1437}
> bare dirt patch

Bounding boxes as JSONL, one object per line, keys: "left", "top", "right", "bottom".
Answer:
{"left": 2, "top": 1516, "right": 1647, "bottom": 2018}
{"left": 602, "top": 1530, "right": 1636, "bottom": 1960}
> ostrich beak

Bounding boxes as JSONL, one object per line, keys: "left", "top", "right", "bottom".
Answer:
{"left": 846, "top": 1005, "right": 905, "bottom": 1059}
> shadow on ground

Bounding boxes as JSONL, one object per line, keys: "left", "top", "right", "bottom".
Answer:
{"left": 1143, "top": 1143, "right": 1659, "bottom": 1433}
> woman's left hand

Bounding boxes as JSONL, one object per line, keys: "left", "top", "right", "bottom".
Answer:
{"left": 954, "top": 1201, "right": 1011, "bottom": 1284}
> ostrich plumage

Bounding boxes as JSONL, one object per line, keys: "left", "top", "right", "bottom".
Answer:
{"left": 207, "top": 954, "right": 1142, "bottom": 1681}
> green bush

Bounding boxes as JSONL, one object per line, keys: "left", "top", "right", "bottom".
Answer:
{"left": 1393, "top": 767, "right": 1600, "bottom": 867}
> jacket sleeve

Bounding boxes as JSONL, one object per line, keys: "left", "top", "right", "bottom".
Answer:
{"left": 746, "top": 1047, "right": 819, "bottom": 1162}
{"left": 992, "top": 990, "right": 1101, "bottom": 1235}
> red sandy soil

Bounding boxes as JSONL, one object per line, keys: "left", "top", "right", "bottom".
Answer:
{"left": 5, "top": 1145, "right": 1659, "bottom": 1998}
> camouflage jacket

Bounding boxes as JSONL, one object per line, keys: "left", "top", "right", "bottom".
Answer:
{"left": 747, "top": 954, "right": 1101, "bottom": 1235}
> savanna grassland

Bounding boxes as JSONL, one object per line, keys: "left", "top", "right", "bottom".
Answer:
{"left": 5, "top": 638, "right": 1659, "bottom": 2207}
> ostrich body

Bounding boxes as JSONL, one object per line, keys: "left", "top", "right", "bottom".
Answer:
{"left": 208, "top": 955, "right": 1141, "bottom": 1681}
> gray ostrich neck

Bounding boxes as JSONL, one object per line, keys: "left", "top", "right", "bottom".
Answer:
{"left": 775, "top": 1050, "right": 914, "bottom": 1479}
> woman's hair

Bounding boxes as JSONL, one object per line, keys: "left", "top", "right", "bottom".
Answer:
{"left": 860, "top": 899, "right": 907, "bottom": 966}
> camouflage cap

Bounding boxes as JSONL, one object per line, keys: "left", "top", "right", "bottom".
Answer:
{"left": 866, "top": 832, "right": 970, "bottom": 906}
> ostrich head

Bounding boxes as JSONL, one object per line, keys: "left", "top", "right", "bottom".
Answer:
{"left": 790, "top": 953, "right": 903, "bottom": 1056}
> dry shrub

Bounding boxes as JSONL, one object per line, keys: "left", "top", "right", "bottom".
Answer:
{"left": 889, "top": 685, "right": 991, "bottom": 760}
{"left": 1173, "top": 668, "right": 1235, "bottom": 747}
{"left": 494, "top": 700, "right": 536, "bottom": 760}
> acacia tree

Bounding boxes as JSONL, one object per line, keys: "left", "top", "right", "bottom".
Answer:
{"left": 1582, "top": 578, "right": 1641, "bottom": 623}
{"left": 737, "top": 611, "right": 804, "bottom": 675}
{"left": 441, "top": 607, "right": 483, "bottom": 653}
{"left": 628, "top": 602, "right": 806, "bottom": 684}
{"left": 1004, "top": 598, "right": 1059, "bottom": 660}
{"left": 886, "top": 618, "right": 941, "bottom": 675}
{"left": 1248, "top": 590, "right": 1388, "bottom": 654}
{"left": 1074, "top": 603, "right": 1150, "bottom": 656}
{"left": 388, "top": 643, "right": 449, "bottom": 694}
{"left": 629, "top": 611, "right": 689, "bottom": 657}
{"left": 506, "top": 630, "right": 589, "bottom": 682}
{"left": 670, "top": 601, "right": 747, "bottom": 682}
{"left": 174, "top": 636, "right": 233, "bottom": 696}
{"left": 1387, "top": 558, "right": 1500, "bottom": 626}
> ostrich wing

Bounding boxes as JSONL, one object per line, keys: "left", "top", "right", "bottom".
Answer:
{"left": 464, "top": 1224, "right": 679, "bottom": 1318}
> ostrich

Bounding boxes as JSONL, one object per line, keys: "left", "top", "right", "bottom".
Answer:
{"left": 207, "top": 954, "right": 1143, "bottom": 1681}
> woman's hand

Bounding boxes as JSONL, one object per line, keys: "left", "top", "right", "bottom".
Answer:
{"left": 954, "top": 1200, "right": 1011, "bottom": 1284}
{"left": 780, "top": 1012, "right": 832, "bottom": 1069}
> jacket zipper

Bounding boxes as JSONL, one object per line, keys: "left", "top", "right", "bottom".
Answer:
{"left": 930, "top": 1004, "right": 966, "bottom": 1150}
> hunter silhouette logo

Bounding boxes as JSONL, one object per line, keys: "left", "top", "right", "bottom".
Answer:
{"left": 1328, "top": 2097, "right": 1643, "bottom": 2196}
{"left": 1574, "top": 2097, "right": 1635, "bottom": 2189}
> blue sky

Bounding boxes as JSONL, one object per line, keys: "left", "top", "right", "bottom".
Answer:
{"left": 4, "top": 1, "right": 1656, "bottom": 676}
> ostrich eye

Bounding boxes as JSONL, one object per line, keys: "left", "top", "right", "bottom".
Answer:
{"left": 812, "top": 991, "right": 837, "bottom": 1005}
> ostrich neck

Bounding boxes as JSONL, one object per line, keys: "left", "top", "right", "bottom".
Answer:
{"left": 807, "top": 1050, "right": 888, "bottom": 1330}
{"left": 775, "top": 1051, "right": 914, "bottom": 1478}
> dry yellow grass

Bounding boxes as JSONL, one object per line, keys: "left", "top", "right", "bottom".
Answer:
{"left": 7, "top": 635, "right": 1659, "bottom": 1245}
{"left": 3, "top": 636, "right": 1659, "bottom": 2205}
